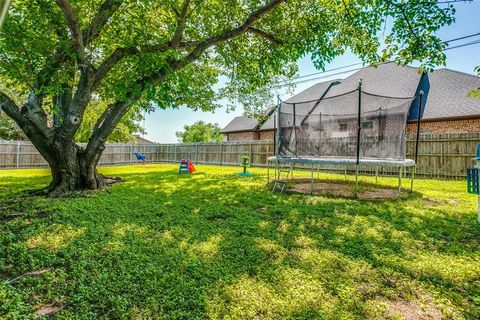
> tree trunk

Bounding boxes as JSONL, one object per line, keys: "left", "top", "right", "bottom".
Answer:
{"left": 45, "top": 142, "right": 110, "bottom": 196}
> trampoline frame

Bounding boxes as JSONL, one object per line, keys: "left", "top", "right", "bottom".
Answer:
{"left": 269, "top": 80, "right": 424, "bottom": 197}
{"left": 267, "top": 156, "right": 416, "bottom": 197}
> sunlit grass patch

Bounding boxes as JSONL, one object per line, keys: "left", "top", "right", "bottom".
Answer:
{"left": 0, "top": 164, "right": 479, "bottom": 319}
{"left": 26, "top": 224, "right": 86, "bottom": 251}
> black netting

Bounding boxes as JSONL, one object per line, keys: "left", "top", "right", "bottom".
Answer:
{"left": 277, "top": 89, "right": 415, "bottom": 161}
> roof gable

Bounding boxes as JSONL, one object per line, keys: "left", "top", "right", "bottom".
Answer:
{"left": 221, "top": 116, "right": 259, "bottom": 133}
{"left": 421, "top": 68, "right": 480, "bottom": 120}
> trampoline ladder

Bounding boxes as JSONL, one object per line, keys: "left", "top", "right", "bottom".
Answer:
{"left": 272, "top": 164, "right": 291, "bottom": 193}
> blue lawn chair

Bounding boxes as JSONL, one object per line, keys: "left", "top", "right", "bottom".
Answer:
{"left": 134, "top": 152, "right": 146, "bottom": 162}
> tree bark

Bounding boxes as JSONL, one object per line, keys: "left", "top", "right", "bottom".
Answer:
{"left": 46, "top": 142, "right": 111, "bottom": 195}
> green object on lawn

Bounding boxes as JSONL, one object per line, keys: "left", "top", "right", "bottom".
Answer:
{"left": 238, "top": 155, "right": 252, "bottom": 177}
{"left": 237, "top": 172, "right": 253, "bottom": 177}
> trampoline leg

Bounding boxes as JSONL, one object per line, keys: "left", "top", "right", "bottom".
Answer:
{"left": 375, "top": 167, "right": 378, "bottom": 183}
{"left": 267, "top": 161, "right": 270, "bottom": 184}
{"left": 354, "top": 165, "right": 359, "bottom": 197}
{"left": 410, "top": 166, "right": 416, "bottom": 193}
{"left": 344, "top": 166, "right": 347, "bottom": 180}
{"left": 317, "top": 164, "right": 320, "bottom": 178}
{"left": 398, "top": 167, "right": 403, "bottom": 197}
{"left": 311, "top": 163, "right": 314, "bottom": 195}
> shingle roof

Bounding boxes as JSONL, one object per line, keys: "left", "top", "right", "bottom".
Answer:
{"left": 422, "top": 68, "right": 480, "bottom": 120}
{"left": 222, "top": 63, "right": 480, "bottom": 133}
{"left": 326, "top": 62, "right": 422, "bottom": 98}
{"left": 221, "top": 115, "right": 259, "bottom": 133}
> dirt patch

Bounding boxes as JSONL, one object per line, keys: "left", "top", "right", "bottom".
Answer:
{"left": 35, "top": 303, "right": 66, "bottom": 317}
{"left": 291, "top": 182, "right": 352, "bottom": 197}
{"left": 287, "top": 181, "right": 400, "bottom": 200}
{"left": 359, "top": 188, "right": 399, "bottom": 200}
{"left": 383, "top": 299, "right": 443, "bottom": 320}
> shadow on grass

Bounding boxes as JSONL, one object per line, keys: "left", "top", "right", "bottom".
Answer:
{"left": 1, "top": 167, "right": 479, "bottom": 319}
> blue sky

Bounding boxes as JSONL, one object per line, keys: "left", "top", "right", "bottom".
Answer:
{"left": 143, "top": 1, "right": 480, "bottom": 143}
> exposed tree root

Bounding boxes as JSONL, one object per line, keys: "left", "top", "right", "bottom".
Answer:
{"left": 46, "top": 175, "right": 123, "bottom": 198}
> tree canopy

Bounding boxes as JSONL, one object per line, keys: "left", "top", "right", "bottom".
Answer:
{"left": 0, "top": 113, "right": 25, "bottom": 140}
{"left": 176, "top": 121, "right": 223, "bottom": 143}
{"left": 0, "top": 0, "right": 456, "bottom": 193}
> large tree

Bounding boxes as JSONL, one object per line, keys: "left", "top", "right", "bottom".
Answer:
{"left": 0, "top": 0, "right": 454, "bottom": 194}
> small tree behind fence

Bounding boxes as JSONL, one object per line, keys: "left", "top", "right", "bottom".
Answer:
{"left": 1, "top": 133, "right": 479, "bottom": 179}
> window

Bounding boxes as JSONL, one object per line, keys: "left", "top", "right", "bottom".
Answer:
{"left": 362, "top": 121, "right": 373, "bottom": 129}
{"left": 339, "top": 123, "right": 347, "bottom": 131}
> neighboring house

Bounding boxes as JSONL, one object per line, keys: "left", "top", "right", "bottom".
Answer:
{"left": 131, "top": 135, "right": 156, "bottom": 144}
{"left": 221, "top": 62, "right": 480, "bottom": 141}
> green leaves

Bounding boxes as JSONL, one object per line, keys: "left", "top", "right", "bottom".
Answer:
{"left": 0, "top": 0, "right": 456, "bottom": 142}
{"left": 0, "top": 113, "right": 26, "bottom": 140}
{"left": 175, "top": 120, "right": 223, "bottom": 143}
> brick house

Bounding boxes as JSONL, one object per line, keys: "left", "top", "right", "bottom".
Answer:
{"left": 222, "top": 63, "right": 480, "bottom": 141}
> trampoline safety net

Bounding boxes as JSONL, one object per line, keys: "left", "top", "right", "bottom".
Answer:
{"left": 277, "top": 88, "right": 416, "bottom": 161}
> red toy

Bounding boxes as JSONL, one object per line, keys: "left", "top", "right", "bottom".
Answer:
{"left": 179, "top": 159, "right": 197, "bottom": 174}
{"left": 188, "top": 161, "right": 197, "bottom": 173}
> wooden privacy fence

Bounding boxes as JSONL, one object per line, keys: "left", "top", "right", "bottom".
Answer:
{"left": 1, "top": 133, "right": 479, "bottom": 179}
{"left": 0, "top": 141, "right": 162, "bottom": 169}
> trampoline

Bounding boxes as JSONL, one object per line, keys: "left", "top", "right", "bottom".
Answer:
{"left": 268, "top": 79, "right": 424, "bottom": 196}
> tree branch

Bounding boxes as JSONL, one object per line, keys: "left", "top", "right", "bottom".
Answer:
{"left": 85, "top": 0, "right": 285, "bottom": 162}
{"left": 171, "top": 0, "right": 285, "bottom": 71}
{"left": 18, "top": 0, "right": 125, "bottom": 144}
{"left": 387, "top": 0, "right": 421, "bottom": 45}
{"left": 91, "top": 43, "right": 171, "bottom": 90}
{"left": 186, "top": 0, "right": 205, "bottom": 18}
{"left": 82, "top": 0, "right": 124, "bottom": 45}
{"left": 0, "top": 91, "right": 54, "bottom": 162}
{"left": 33, "top": 0, "right": 124, "bottom": 93}
{"left": 0, "top": 91, "right": 23, "bottom": 125}
{"left": 171, "top": 0, "right": 190, "bottom": 49}
{"left": 55, "top": 0, "right": 85, "bottom": 60}
{"left": 20, "top": 93, "right": 52, "bottom": 139}
{"left": 247, "top": 27, "right": 283, "bottom": 44}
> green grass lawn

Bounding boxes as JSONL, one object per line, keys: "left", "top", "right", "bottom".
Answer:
{"left": 1, "top": 164, "right": 479, "bottom": 319}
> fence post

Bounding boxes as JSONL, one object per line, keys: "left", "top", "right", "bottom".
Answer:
{"left": 196, "top": 144, "right": 199, "bottom": 164}
{"left": 16, "top": 141, "right": 20, "bottom": 168}
{"left": 249, "top": 142, "right": 253, "bottom": 166}
{"left": 130, "top": 144, "right": 133, "bottom": 164}
{"left": 174, "top": 145, "right": 177, "bottom": 163}
{"left": 218, "top": 143, "right": 222, "bottom": 165}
